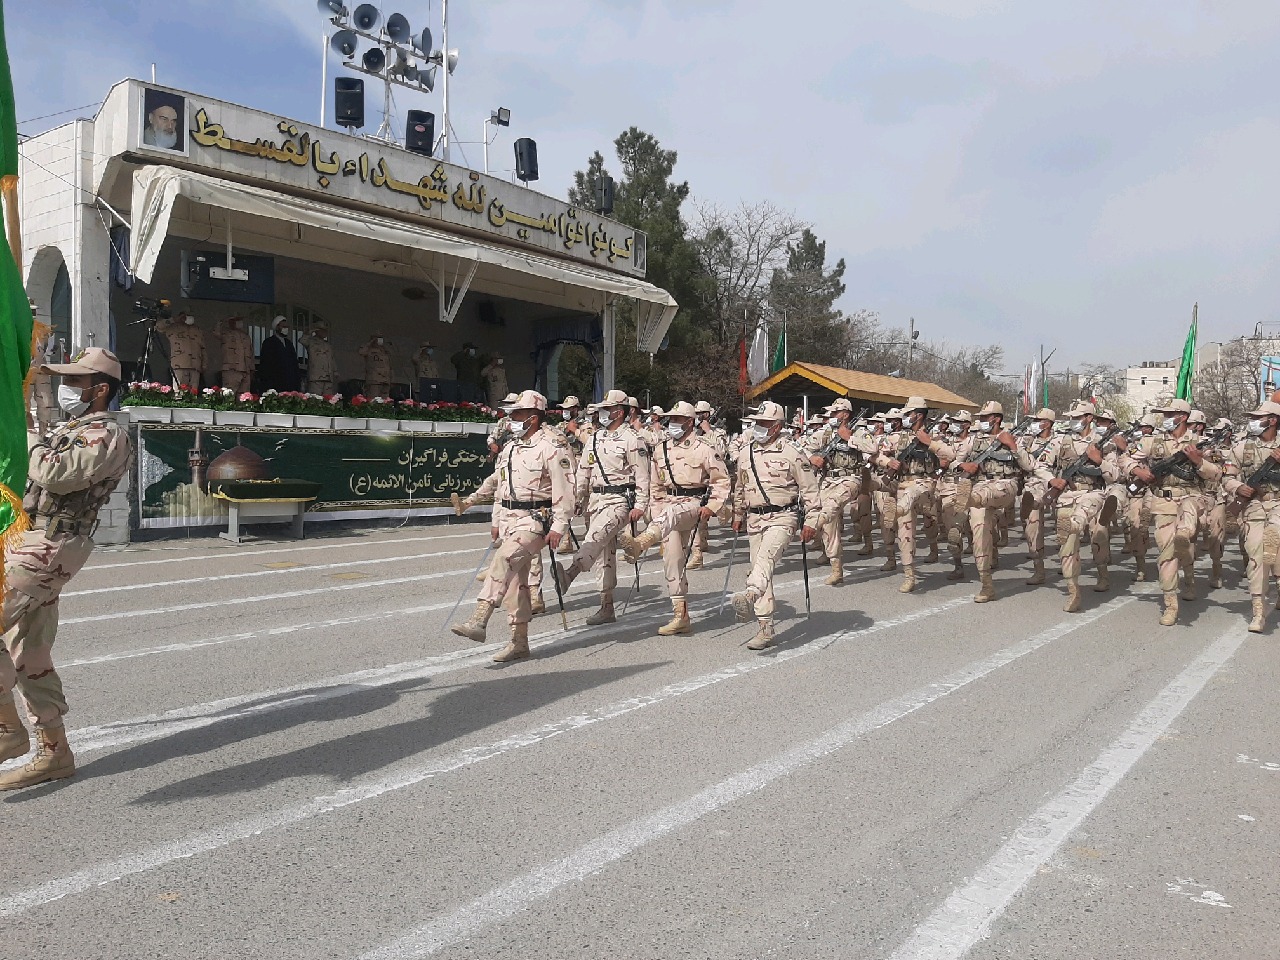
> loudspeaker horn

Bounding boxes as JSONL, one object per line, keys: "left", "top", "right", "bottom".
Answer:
{"left": 418, "top": 66, "right": 437, "bottom": 92}
{"left": 330, "top": 29, "right": 359, "bottom": 57}
{"left": 445, "top": 48, "right": 459, "bottom": 74}
{"left": 362, "top": 46, "right": 386, "bottom": 72}
{"left": 412, "top": 28, "right": 432, "bottom": 55}
{"left": 352, "top": 2, "right": 379, "bottom": 31}
{"left": 316, "top": 0, "right": 347, "bottom": 18}
{"left": 385, "top": 13, "right": 411, "bottom": 43}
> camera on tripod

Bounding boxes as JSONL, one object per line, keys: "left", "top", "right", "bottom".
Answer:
{"left": 133, "top": 297, "right": 172, "bottom": 320}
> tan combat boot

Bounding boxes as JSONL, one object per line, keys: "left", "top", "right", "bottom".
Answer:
{"left": 554, "top": 560, "right": 580, "bottom": 593}
{"left": 730, "top": 588, "right": 759, "bottom": 623}
{"left": 824, "top": 556, "right": 844, "bottom": 586}
{"left": 1160, "top": 592, "right": 1179, "bottom": 627}
{"left": 746, "top": 618, "right": 776, "bottom": 651}
{"left": 974, "top": 572, "right": 996, "bottom": 603}
{"left": 1025, "top": 558, "right": 1046, "bottom": 585}
{"left": 686, "top": 546, "right": 704, "bottom": 570}
{"left": 557, "top": 534, "right": 575, "bottom": 556}
{"left": 1094, "top": 564, "right": 1110, "bottom": 593}
{"left": 586, "top": 592, "right": 616, "bottom": 626}
{"left": 529, "top": 591, "right": 546, "bottom": 616}
{"left": 899, "top": 566, "right": 917, "bottom": 593}
{"left": 856, "top": 533, "right": 874, "bottom": 556}
{"left": 619, "top": 526, "right": 661, "bottom": 563}
{"left": 880, "top": 550, "right": 898, "bottom": 572}
{"left": 0, "top": 697, "right": 30, "bottom": 764}
{"left": 492, "top": 622, "right": 531, "bottom": 663}
{"left": 947, "top": 560, "right": 965, "bottom": 581}
{"left": 450, "top": 599, "right": 495, "bottom": 643}
{"left": 450, "top": 492, "right": 471, "bottom": 517}
{"left": 1180, "top": 570, "right": 1196, "bottom": 602}
{"left": 1063, "top": 578, "right": 1081, "bottom": 613}
{"left": 0, "top": 725, "right": 74, "bottom": 791}
{"left": 658, "top": 598, "right": 692, "bottom": 635}
{"left": 1211, "top": 560, "right": 1223, "bottom": 589}
{"left": 1249, "top": 596, "right": 1267, "bottom": 633}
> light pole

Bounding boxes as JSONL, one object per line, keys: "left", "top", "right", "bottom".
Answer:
{"left": 907, "top": 317, "right": 920, "bottom": 377}
{"left": 482, "top": 107, "right": 511, "bottom": 175}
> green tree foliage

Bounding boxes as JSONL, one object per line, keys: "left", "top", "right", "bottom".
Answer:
{"left": 768, "top": 228, "right": 848, "bottom": 365}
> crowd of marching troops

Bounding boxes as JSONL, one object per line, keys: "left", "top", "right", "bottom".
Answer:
{"left": 450, "top": 385, "right": 1280, "bottom": 662}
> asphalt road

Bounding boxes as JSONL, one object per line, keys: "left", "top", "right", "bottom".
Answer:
{"left": 1, "top": 517, "right": 1276, "bottom": 960}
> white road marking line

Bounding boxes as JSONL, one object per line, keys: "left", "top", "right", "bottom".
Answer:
{"left": 885, "top": 624, "right": 1245, "bottom": 960}
{"left": 63, "top": 548, "right": 484, "bottom": 598}
{"left": 0, "top": 595, "right": 981, "bottom": 917}
{"left": 80, "top": 530, "right": 491, "bottom": 570}
{"left": 356, "top": 595, "right": 1138, "bottom": 960}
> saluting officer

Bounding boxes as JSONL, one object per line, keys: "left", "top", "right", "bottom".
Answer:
{"left": 729, "top": 401, "right": 821, "bottom": 651}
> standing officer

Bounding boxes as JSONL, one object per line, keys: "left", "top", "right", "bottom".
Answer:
{"left": 618, "top": 402, "right": 729, "bottom": 636}
{"left": 304, "top": 324, "right": 337, "bottom": 395}
{"left": 879, "top": 397, "right": 948, "bottom": 593}
{"left": 450, "top": 390, "right": 575, "bottom": 662}
{"left": 1019, "top": 408, "right": 1057, "bottom": 585}
{"left": 1222, "top": 400, "right": 1280, "bottom": 632}
{"left": 1125, "top": 398, "right": 1219, "bottom": 626}
{"left": 955, "top": 402, "right": 1039, "bottom": 602}
{"left": 158, "top": 311, "right": 206, "bottom": 389}
{"left": 481, "top": 355, "right": 509, "bottom": 407}
{"left": 806, "top": 398, "right": 878, "bottom": 585}
{"left": 217, "top": 316, "right": 254, "bottom": 394}
{"left": 411, "top": 341, "right": 439, "bottom": 382}
{"left": 554, "top": 390, "right": 651, "bottom": 625}
{"left": 450, "top": 342, "right": 487, "bottom": 399}
{"left": 728, "top": 401, "right": 820, "bottom": 650}
{"left": 1, "top": 348, "right": 132, "bottom": 789}
{"left": 359, "top": 335, "right": 392, "bottom": 398}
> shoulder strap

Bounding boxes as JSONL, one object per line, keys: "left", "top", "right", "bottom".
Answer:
{"left": 661, "top": 440, "right": 677, "bottom": 485}
{"left": 747, "top": 443, "right": 774, "bottom": 506}
{"left": 505, "top": 443, "right": 517, "bottom": 502}
{"left": 591, "top": 431, "right": 612, "bottom": 486}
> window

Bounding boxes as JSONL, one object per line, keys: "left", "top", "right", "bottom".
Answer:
{"left": 1162, "top": 377, "right": 1169, "bottom": 385}
{"left": 1140, "top": 377, "right": 1147, "bottom": 386}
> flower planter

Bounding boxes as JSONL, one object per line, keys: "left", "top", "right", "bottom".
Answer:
{"left": 171, "top": 407, "right": 215, "bottom": 425}
{"left": 463, "top": 422, "right": 490, "bottom": 435}
{"left": 330, "top": 416, "right": 367, "bottom": 430}
{"left": 213, "top": 410, "right": 256, "bottom": 427}
{"left": 365, "top": 417, "right": 400, "bottom": 433}
{"left": 432, "top": 421, "right": 465, "bottom": 434}
{"left": 121, "top": 405, "right": 171, "bottom": 424}
{"left": 294, "top": 415, "right": 333, "bottom": 430}
{"left": 255, "top": 413, "right": 296, "bottom": 428}
{"left": 399, "top": 420, "right": 435, "bottom": 433}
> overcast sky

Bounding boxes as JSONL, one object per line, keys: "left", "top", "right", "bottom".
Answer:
{"left": 11, "top": 0, "right": 1280, "bottom": 375}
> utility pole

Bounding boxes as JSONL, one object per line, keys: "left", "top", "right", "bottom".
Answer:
{"left": 440, "top": 0, "right": 451, "bottom": 162}
{"left": 908, "top": 317, "right": 915, "bottom": 378}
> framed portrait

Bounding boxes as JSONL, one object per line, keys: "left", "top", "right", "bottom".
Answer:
{"left": 139, "top": 87, "right": 187, "bottom": 155}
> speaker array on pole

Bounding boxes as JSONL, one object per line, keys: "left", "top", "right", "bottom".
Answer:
{"left": 514, "top": 138, "right": 539, "bottom": 183}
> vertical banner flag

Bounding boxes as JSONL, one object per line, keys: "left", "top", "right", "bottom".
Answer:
{"left": 770, "top": 318, "right": 787, "bottom": 375}
{"left": 1174, "top": 303, "right": 1197, "bottom": 401}
{"left": 737, "top": 337, "right": 747, "bottom": 394}
{"left": 746, "top": 321, "right": 769, "bottom": 384}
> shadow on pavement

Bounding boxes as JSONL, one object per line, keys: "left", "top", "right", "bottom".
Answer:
{"left": 122, "top": 662, "right": 665, "bottom": 805}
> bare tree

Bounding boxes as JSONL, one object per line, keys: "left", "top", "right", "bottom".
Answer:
{"left": 1195, "top": 337, "right": 1278, "bottom": 422}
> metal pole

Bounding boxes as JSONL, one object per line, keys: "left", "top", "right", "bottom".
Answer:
{"left": 441, "top": 0, "right": 450, "bottom": 162}
{"left": 482, "top": 118, "right": 489, "bottom": 174}
{"left": 320, "top": 33, "right": 328, "bottom": 128}
{"left": 908, "top": 317, "right": 915, "bottom": 378}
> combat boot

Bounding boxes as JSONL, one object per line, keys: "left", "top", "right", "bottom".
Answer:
{"left": 586, "top": 592, "right": 616, "bottom": 626}
{"left": 557, "top": 535, "right": 575, "bottom": 556}
{"left": 450, "top": 599, "right": 495, "bottom": 643}
{"left": 1180, "top": 570, "right": 1196, "bottom": 602}
{"left": 1025, "top": 558, "right": 1046, "bottom": 585}
{"left": 1160, "top": 592, "right": 1179, "bottom": 627}
{"left": 686, "top": 547, "right": 704, "bottom": 570}
{"left": 856, "top": 533, "right": 874, "bottom": 556}
{"left": 554, "top": 560, "right": 580, "bottom": 593}
{"left": 880, "top": 551, "right": 897, "bottom": 572}
{"left": 1134, "top": 556, "right": 1147, "bottom": 582}
{"left": 898, "top": 566, "right": 917, "bottom": 593}
{"left": 1249, "top": 596, "right": 1267, "bottom": 633}
{"left": 620, "top": 526, "right": 661, "bottom": 563}
{"left": 1094, "top": 564, "right": 1110, "bottom": 593}
{"left": 746, "top": 618, "right": 776, "bottom": 651}
{"left": 730, "top": 588, "right": 759, "bottom": 623}
{"left": 973, "top": 572, "right": 996, "bottom": 603}
{"left": 530, "top": 591, "right": 546, "bottom": 616}
{"left": 450, "top": 492, "right": 471, "bottom": 517}
{"left": 1063, "top": 578, "right": 1081, "bottom": 613}
{"left": 0, "top": 697, "right": 30, "bottom": 764}
{"left": 824, "top": 557, "right": 844, "bottom": 586}
{"left": 947, "top": 560, "right": 965, "bottom": 581}
{"left": 0, "top": 724, "right": 74, "bottom": 791}
{"left": 492, "top": 622, "right": 531, "bottom": 663}
{"left": 926, "top": 541, "right": 939, "bottom": 563}
{"left": 658, "top": 598, "right": 692, "bottom": 635}
{"left": 1211, "top": 560, "right": 1223, "bottom": 589}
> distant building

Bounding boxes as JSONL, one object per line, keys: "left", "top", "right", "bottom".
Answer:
{"left": 1123, "top": 360, "right": 1178, "bottom": 414}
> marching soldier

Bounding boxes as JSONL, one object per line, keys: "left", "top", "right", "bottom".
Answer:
{"left": 359, "top": 335, "right": 392, "bottom": 398}
{"left": 158, "top": 311, "right": 206, "bottom": 389}
{"left": 1125, "top": 398, "right": 1220, "bottom": 626}
{"left": 936, "top": 411, "right": 976, "bottom": 581}
{"left": 618, "top": 402, "right": 730, "bottom": 637}
{"left": 954, "top": 402, "right": 1040, "bottom": 602}
{"left": 1121, "top": 411, "right": 1161, "bottom": 579}
{"left": 217, "top": 316, "right": 255, "bottom": 394}
{"left": 1019, "top": 408, "right": 1057, "bottom": 585}
{"left": 689, "top": 401, "right": 728, "bottom": 569}
{"left": 302, "top": 324, "right": 336, "bottom": 396}
{"left": 878, "top": 397, "right": 947, "bottom": 593}
{"left": 805, "top": 399, "right": 878, "bottom": 586}
{"left": 450, "top": 390, "right": 575, "bottom": 662}
{"left": 554, "top": 390, "right": 651, "bottom": 625}
{"left": 728, "top": 401, "right": 821, "bottom": 650}
{"left": 1, "top": 348, "right": 132, "bottom": 789}
{"left": 487, "top": 392, "right": 519, "bottom": 456}
{"left": 1188, "top": 410, "right": 1227, "bottom": 588}
{"left": 1221, "top": 400, "right": 1280, "bottom": 632}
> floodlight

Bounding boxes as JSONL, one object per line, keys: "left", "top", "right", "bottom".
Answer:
{"left": 331, "top": 29, "right": 359, "bottom": 57}
{"left": 386, "top": 13, "right": 411, "bottom": 43}
{"left": 492, "top": 107, "right": 511, "bottom": 126}
{"left": 352, "top": 3, "right": 380, "bottom": 31}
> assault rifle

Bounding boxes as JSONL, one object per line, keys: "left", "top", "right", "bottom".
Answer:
{"left": 1127, "top": 435, "right": 1213, "bottom": 495}
{"left": 814, "top": 407, "right": 869, "bottom": 463}
{"left": 1043, "top": 425, "right": 1120, "bottom": 505}
{"left": 1233, "top": 449, "right": 1280, "bottom": 502}
{"left": 885, "top": 411, "right": 945, "bottom": 479}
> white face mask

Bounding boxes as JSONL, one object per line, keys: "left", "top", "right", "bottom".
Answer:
{"left": 561, "top": 410, "right": 572, "bottom": 421}
{"left": 948, "top": 423, "right": 963, "bottom": 435}
{"left": 1070, "top": 419, "right": 1087, "bottom": 434}
{"left": 752, "top": 423, "right": 770, "bottom": 441}
{"left": 184, "top": 316, "right": 195, "bottom": 326}
{"left": 598, "top": 409, "right": 614, "bottom": 427}
{"left": 468, "top": 348, "right": 476, "bottom": 357}
{"left": 1247, "top": 418, "right": 1267, "bottom": 436}
{"left": 827, "top": 417, "right": 839, "bottom": 428}
{"left": 1162, "top": 416, "right": 1179, "bottom": 432}
{"left": 666, "top": 422, "right": 685, "bottom": 440}
{"left": 974, "top": 421, "right": 992, "bottom": 434}
{"left": 376, "top": 338, "right": 384, "bottom": 345}
{"left": 509, "top": 418, "right": 531, "bottom": 438}
{"left": 57, "top": 384, "right": 90, "bottom": 417}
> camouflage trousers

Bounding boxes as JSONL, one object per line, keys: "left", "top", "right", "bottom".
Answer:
{"left": 486, "top": 506, "right": 542, "bottom": 590}
{"left": 1127, "top": 489, "right": 1150, "bottom": 560}
{"left": 895, "top": 477, "right": 936, "bottom": 568}
{"left": 968, "top": 478, "right": 1018, "bottom": 573}
{"left": 173, "top": 368, "right": 200, "bottom": 388}
{"left": 745, "top": 510, "right": 799, "bottom": 619}
{"left": 871, "top": 485, "right": 898, "bottom": 555}
{"left": 1055, "top": 489, "right": 1109, "bottom": 580}
{"left": 2, "top": 532, "right": 94, "bottom": 728}
{"left": 936, "top": 477, "right": 971, "bottom": 563}
{"left": 1148, "top": 492, "right": 1203, "bottom": 593}
{"left": 1239, "top": 498, "right": 1280, "bottom": 597}
{"left": 1023, "top": 477, "right": 1048, "bottom": 559}
{"left": 223, "top": 370, "right": 251, "bottom": 394}
{"left": 572, "top": 493, "right": 631, "bottom": 594}
{"left": 478, "top": 527, "right": 548, "bottom": 626}
{"left": 1197, "top": 494, "right": 1225, "bottom": 566}
{"left": 817, "top": 475, "right": 863, "bottom": 562}
{"left": 648, "top": 496, "right": 703, "bottom": 600}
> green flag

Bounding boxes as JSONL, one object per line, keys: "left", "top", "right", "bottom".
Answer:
{"left": 770, "top": 326, "right": 786, "bottom": 374}
{"left": 0, "top": 0, "right": 35, "bottom": 545}
{"left": 1175, "top": 304, "right": 1197, "bottom": 401}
